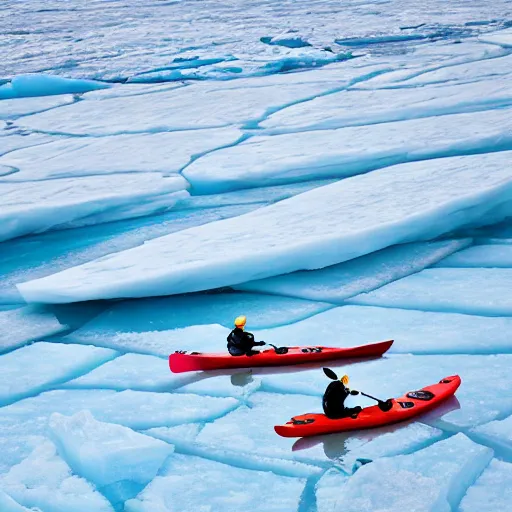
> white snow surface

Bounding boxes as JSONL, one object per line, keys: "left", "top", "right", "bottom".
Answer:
{"left": 49, "top": 410, "right": 174, "bottom": 488}
{"left": 184, "top": 107, "right": 512, "bottom": 192}
{"left": 17, "top": 152, "right": 512, "bottom": 303}
{"left": 0, "top": 306, "right": 67, "bottom": 352}
{"left": 0, "top": 127, "right": 241, "bottom": 181}
{"left": 0, "top": 95, "right": 75, "bottom": 119}
{"left": 0, "top": 173, "right": 188, "bottom": 242}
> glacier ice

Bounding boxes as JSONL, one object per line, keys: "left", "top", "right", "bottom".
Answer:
{"left": 0, "top": 389, "right": 239, "bottom": 432}
{"left": 48, "top": 410, "right": 173, "bottom": 488}
{"left": 1, "top": 74, "right": 109, "bottom": 99}
{"left": 0, "top": 173, "right": 188, "bottom": 242}
{"left": 0, "top": 342, "right": 116, "bottom": 406}
{"left": 261, "top": 78, "right": 512, "bottom": 133}
{"left": 0, "top": 204, "right": 260, "bottom": 303}
{"left": 0, "top": 94, "right": 74, "bottom": 119}
{"left": 315, "top": 434, "right": 493, "bottom": 512}
{"left": 0, "top": 134, "right": 55, "bottom": 157}
{"left": 0, "top": 306, "right": 67, "bottom": 352}
{"left": 124, "top": 453, "right": 305, "bottom": 512}
{"left": 236, "top": 239, "right": 471, "bottom": 302}
{"left": 64, "top": 291, "right": 331, "bottom": 351}
{"left": 184, "top": 107, "right": 512, "bottom": 192}
{"left": 17, "top": 79, "right": 347, "bottom": 136}
{"left": 479, "top": 28, "right": 512, "bottom": 48}
{"left": 434, "top": 244, "right": 512, "bottom": 268}
{"left": 262, "top": 354, "right": 512, "bottom": 428}
{"left": 17, "top": 151, "right": 512, "bottom": 302}
{"left": 255, "top": 305, "right": 512, "bottom": 355}
{"left": 0, "top": 490, "right": 35, "bottom": 512}
{"left": 460, "top": 459, "right": 512, "bottom": 512}
{"left": 0, "top": 127, "right": 242, "bottom": 181}
{"left": 0, "top": 441, "right": 114, "bottom": 512}
{"left": 470, "top": 414, "right": 512, "bottom": 456}
{"left": 349, "top": 268, "right": 512, "bottom": 316}
{"left": 65, "top": 353, "right": 194, "bottom": 392}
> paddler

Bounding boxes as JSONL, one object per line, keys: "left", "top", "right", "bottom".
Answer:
{"left": 227, "top": 315, "right": 265, "bottom": 356}
{"left": 322, "top": 371, "right": 362, "bottom": 419}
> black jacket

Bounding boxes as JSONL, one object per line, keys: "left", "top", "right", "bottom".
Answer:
{"left": 323, "top": 381, "right": 355, "bottom": 418}
{"left": 227, "top": 328, "right": 256, "bottom": 355}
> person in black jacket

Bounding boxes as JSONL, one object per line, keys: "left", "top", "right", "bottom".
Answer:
{"left": 323, "top": 374, "right": 362, "bottom": 419}
{"left": 227, "top": 315, "right": 265, "bottom": 356}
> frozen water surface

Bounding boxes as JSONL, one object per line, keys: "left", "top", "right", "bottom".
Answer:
{"left": 18, "top": 152, "right": 512, "bottom": 302}
{"left": 2, "top": 3, "right": 512, "bottom": 509}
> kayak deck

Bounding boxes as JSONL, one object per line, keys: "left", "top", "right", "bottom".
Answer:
{"left": 169, "top": 339, "right": 393, "bottom": 373}
{"left": 274, "top": 375, "right": 461, "bottom": 438}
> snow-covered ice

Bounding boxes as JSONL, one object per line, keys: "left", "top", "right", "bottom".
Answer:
{"left": 470, "top": 414, "right": 512, "bottom": 457}
{"left": 49, "top": 411, "right": 174, "bottom": 488}
{"left": 0, "top": 441, "right": 114, "bottom": 512}
{"left": 256, "top": 305, "right": 512, "bottom": 355}
{"left": 0, "top": 306, "right": 67, "bottom": 352}
{"left": 460, "top": 459, "right": 512, "bottom": 512}
{"left": 260, "top": 78, "right": 512, "bottom": 133}
{"left": 0, "top": 342, "right": 116, "bottom": 405}
{"left": 349, "top": 268, "right": 512, "bottom": 316}
{"left": 0, "top": 173, "right": 188, "bottom": 242}
{"left": 236, "top": 239, "right": 471, "bottom": 302}
{"left": 434, "top": 244, "right": 512, "bottom": 268}
{"left": 315, "top": 434, "right": 493, "bottom": 512}
{"left": 0, "top": 95, "right": 75, "bottom": 119}
{"left": 0, "top": 127, "right": 242, "bottom": 181}
{"left": 124, "top": 453, "right": 305, "bottom": 512}
{"left": 184, "top": 108, "right": 512, "bottom": 191}
{"left": 17, "top": 79, "right": 348, "bottom": 136}
{"left": 0, "top": 490, "right": 34, "bottom": 512}
{"left": 18, "top": 152, "right": 512, "bottom": 303}
{"left": 0, "top": 204, "right": 261, "bottom": 303}
{"left": 480, "top": 28, "right": 512, "bottom": 48}
{"left": 0, "top": 134, "right": 56, "bottom": 157}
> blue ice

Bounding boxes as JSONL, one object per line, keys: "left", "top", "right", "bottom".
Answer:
{"left": 18, "top": 152, "right": 512, "bottom": 303}
{"left": 0, "top": 307, "right": 67, "bottom": 352}
{"left": 434, "top": 244, "right": 512, "bottom": 267}
{"left": 349, "top": 268, "right": 512, "bottom": 316}
{"left": 236, "top": 239, "right": 471, "bottom": 302}
{"left": 316, "top": 434, "right": 493, "bottom": 512}
{"left": 256, "top": 305, "right": 512, "bottom": 355}
{"left": 0, "top": 74, "right": 108, "bottom": 99}
{"left": 0, "top": 490, "right": 33, "bottom": 512}
{"left": 0, "top": 441, "right": 114, "bottom": 512}
{"left": 124, "top": 453, "right": 305, "bottom": 512}
{"left": 460, "top": 459, "right": 512, "bottom": 512}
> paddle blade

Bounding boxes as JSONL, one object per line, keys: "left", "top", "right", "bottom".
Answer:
{"left": 323, "top": 367, "right": 338, "bottom": 380}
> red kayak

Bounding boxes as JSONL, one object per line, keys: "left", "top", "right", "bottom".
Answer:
{"left": 274, "top": 375, "right": 461, "bottom": 438}
{"left": 169, "top": 339, "right": 393, "bottom": 373}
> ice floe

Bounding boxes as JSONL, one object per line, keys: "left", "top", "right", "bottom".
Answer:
{"left": 349, "top": 268, "right": 512, "bottom": 316}
{"left": 236, "top": 240, "right": 471, "bottom": 302}
{"left": 434, "top": 244, "right": 512, "bottom": 268}
{"left": 18, "top": 152, "right": 512, "bottom": 302}
{"left": 0, "top": 342, "right": 116, "bottom": 406}
{"left": 0, "top": 173, "right": 188, "bottom": 242}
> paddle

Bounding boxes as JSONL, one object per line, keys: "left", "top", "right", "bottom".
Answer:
{"left": 323, "top": 367, "right": 393, "bottom": 412}
{"left": 266, "top": 343, "right": 288, "bottom": 355}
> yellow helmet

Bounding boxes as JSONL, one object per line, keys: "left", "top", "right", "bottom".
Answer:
{"left": 234, "top": 315, "right": 247, "bottom": 328}
{"left": 341, "top": 375, "right": 349, "bottom": 386}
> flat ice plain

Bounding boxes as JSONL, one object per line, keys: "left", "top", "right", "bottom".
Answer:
{"left": 2, "top": 1, "right": 512, "bottom": 510}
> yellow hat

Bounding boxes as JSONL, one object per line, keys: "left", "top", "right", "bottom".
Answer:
{"left": 234, "top": 315, "right": 247, "bottom": 328}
